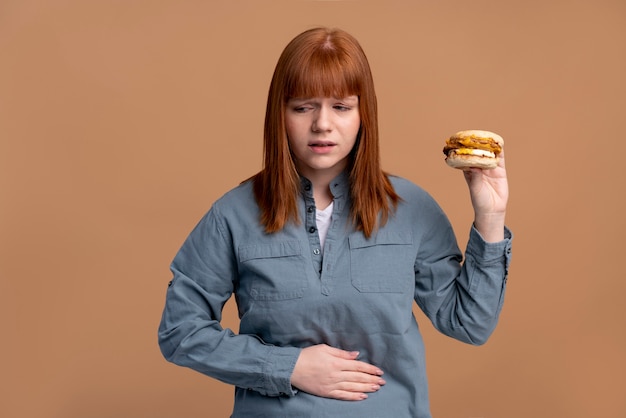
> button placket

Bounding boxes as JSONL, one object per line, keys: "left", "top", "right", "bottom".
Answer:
{"left": 302, "top": 188, "right": 323, "bottom": 278}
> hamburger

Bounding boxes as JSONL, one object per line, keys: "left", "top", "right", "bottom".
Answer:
{"left": 443, "top": 130, "right": 504, "bottom": 169}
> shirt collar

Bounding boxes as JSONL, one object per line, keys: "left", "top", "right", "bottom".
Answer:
{"left": 299, "top": 171, "right": 350, "bottom": 199}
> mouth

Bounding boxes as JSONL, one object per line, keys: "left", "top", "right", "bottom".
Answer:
{"left": 309, "top": 141, "right": 336, "bottom": 148}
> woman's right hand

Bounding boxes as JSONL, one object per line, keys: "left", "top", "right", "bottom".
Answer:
{"left": 290, "top": 344, "right": 386, "bottom": 400}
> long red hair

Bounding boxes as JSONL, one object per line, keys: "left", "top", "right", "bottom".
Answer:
{"left": 252, "top": 27, "right": 399, "bottom": 238}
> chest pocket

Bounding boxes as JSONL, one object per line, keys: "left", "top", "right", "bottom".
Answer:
{"left": 349, "top": 231, "right": 414, "bottom": 293}
{"left": 239, "top": 240, "right": 308, "bottom": 301}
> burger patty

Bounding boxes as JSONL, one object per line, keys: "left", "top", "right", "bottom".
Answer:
{"left": 443, "top": 135, "right": 502, "bottom": 155}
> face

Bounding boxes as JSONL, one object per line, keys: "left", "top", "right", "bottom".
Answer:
{"left": 285, "top": 95, "right": 360, "bottom": 181}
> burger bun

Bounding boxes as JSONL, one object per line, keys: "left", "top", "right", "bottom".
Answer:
{"left": 443, "top": 130, "right": 504, "bottom": 170}
{"left": 445, "top": 152, "right": 499, "bottom": 169}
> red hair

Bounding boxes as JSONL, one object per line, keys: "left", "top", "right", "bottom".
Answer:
{"left": 252, "top": 27, "right": 399, "bottom": 237}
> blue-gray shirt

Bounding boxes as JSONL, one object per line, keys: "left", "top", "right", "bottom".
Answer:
{"left": 158, "top": 172, "right": 512, "bottom": 418}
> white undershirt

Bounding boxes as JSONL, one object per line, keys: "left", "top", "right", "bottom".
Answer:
{"left": 315, "top": 201, "right": 334, "bottom": 252}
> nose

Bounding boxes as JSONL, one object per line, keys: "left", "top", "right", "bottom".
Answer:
{"left": 312, "top": 106, "right": 332, "bottom": 132}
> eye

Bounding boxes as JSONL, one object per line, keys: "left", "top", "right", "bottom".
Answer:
{"left": 292, "top": 105, "right": 311, "bottom": 113}
{"left": 334, "top": 95, "right": 359, "bottom": 111}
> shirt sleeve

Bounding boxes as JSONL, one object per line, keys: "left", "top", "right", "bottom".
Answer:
{"left": 414, "top": 209, "right": 513, "bottom": 345}
{"left": 157, "top": 207, "right": 301, "bottom": 397}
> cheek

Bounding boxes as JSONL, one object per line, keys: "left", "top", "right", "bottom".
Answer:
{"left": 284, "top": 118, "right": 304, "bottom": 142}
{"left": 349, "top": 119, "right": 361, "bottom": 141}
{"left": 284, "top": 122, "right": 303, "bottom": 157}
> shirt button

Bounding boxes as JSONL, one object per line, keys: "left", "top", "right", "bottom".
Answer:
{"left": 309, "top": 227, "right": 316, "bottom": 233}
{"left": 305, "top": 185, "right": 311, "bottom": 191}
{"left": 307, "top": 206, "right": 314, "bottom": 213}
{"left": 313, "top": 249, "right": 321, "bottom": 255}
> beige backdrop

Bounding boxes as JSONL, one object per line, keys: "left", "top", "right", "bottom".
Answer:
{"left": 2, "top": 1, "right": 625, "bottom": 417}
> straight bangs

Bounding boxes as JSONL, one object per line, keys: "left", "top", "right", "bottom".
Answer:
{"left": 284, "top": 47, "right": 362, "bottom": 101}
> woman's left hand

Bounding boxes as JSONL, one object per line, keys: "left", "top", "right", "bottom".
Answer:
{"left": 462, "top": 148, "right": 509, "bottom": 242}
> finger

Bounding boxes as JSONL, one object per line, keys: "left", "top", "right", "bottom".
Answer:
{"left": 336, "top": 380, "right": 383, "bottom": 394}
{"left": 341, "top": 370, "right": 387, "bottom": 386}
{"left": 327, "top": 390, "right": 370, "bottom": 401}
{"left": 326, "top": 379, "right": 384, "bottom": 401}
{"left": 348, "top": 360, "right": 384, "bottom": 376}
{"left": 463, "top": 167, "right": 482, "bottom": 186}
{"left": 324, "top": 345, "right": 360, "bottom": 360}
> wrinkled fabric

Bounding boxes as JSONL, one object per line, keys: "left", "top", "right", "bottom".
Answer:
{"left": 158, "top": 172, "right": 512, "bottom": 418}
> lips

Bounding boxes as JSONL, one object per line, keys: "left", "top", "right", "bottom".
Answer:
{"left": 308, "top": 141, "right": 336, "bottom": 154}
{"left": 309, "top": 141, "right": 336, "bottom": 147}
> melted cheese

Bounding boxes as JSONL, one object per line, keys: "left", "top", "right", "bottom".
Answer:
{"left": 446, "top": 135, "right": 502, "bottom": 154}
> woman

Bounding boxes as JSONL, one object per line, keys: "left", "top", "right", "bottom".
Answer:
{"left": 158, "top": 27, "right": 512, "bottom": 418}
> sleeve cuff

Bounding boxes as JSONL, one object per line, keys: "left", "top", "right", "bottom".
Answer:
{"left": 467, "top": 225, "right": 513, "bottom": 263}
{"left": 262, "top": 346, "right": 302, "bottom": 397}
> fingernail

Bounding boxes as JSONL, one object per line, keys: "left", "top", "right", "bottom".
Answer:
{"left": 378, "top": 378, "right": 386, "bottom": 385}
{"left": 371, "top": 384, "right": 380, "bottom": 391}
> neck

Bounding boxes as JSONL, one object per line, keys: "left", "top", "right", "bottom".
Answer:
{"left": 313, "top": 187, "right": 333, "bottom": 209}
{"left": 301, "top": 170, "right": 340, "bottom": 210}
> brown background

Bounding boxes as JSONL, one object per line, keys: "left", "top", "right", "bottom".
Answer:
{"left": 1, "top": 0, "right": 625, "bottom": 417}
